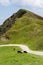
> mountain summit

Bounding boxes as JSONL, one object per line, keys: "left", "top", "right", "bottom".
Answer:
{"left": 0, "top": 9, "right": 43, "bottom": 51}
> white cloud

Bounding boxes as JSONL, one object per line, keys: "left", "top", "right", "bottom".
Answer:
{"left": 22, "top": 0, "right": 43, "bottom": 8}
{"left": 0, "top": 0, "right": 43, "bottom": 8}
{"left": 12, "top": 0, "right": 43, "bottom": 8}
{"left": 0, "top": 0, "right": 10, "bottom": 6}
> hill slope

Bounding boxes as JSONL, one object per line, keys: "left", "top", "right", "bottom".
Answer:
{"left": 0, "top": 9, "right": 43, "bottom": 51}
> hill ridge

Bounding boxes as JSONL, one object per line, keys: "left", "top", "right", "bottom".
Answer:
{"left": 0, "top": 9, "right": 43, "bottom": 35}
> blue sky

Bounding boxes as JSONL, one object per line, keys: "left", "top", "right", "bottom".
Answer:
{"left": 0, "top": 0, "right": 43, "bottom": 25}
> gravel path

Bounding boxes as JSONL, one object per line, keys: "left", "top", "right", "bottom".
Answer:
{"left": 0, "top": 44, "right": 43, "bottom": 56}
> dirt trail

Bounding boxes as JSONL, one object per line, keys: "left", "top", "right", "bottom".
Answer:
{"left": 0, "top": 44, "right": 43, "bottom": 56}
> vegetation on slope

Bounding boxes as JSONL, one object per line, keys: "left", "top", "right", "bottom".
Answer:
{"left": 0, "top": 47, "right": 43, "bottom": 65}
{"left": 0, "top": 9, "right": 43, "bottom": 51}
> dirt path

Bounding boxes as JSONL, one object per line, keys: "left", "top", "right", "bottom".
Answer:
{"left": 0, "top": 44, "right": 43, "bottom": 56}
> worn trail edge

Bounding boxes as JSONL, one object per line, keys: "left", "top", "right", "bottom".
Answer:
{"left": 0, "top": 44, "right": 43, "bottom": 56}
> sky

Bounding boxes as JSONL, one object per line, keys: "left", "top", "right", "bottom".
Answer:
{"left": 0, "top": 0, "right": 43, "bottom": 25}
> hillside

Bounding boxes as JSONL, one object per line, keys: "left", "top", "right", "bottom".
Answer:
{"left": 0, "top": 9, "right": 43, "bottom": 51}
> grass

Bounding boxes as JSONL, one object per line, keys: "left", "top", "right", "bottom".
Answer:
{"left": 0, "top": 46, "right": 43, "bottom": 65}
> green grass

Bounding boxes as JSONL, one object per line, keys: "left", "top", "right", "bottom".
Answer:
{"left": 0, "top": 47, "right": 43, "bottom": 65}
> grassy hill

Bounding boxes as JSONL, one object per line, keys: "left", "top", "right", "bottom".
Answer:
{"left": 0, "top": 9, "right": 43, "bottom": 51}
